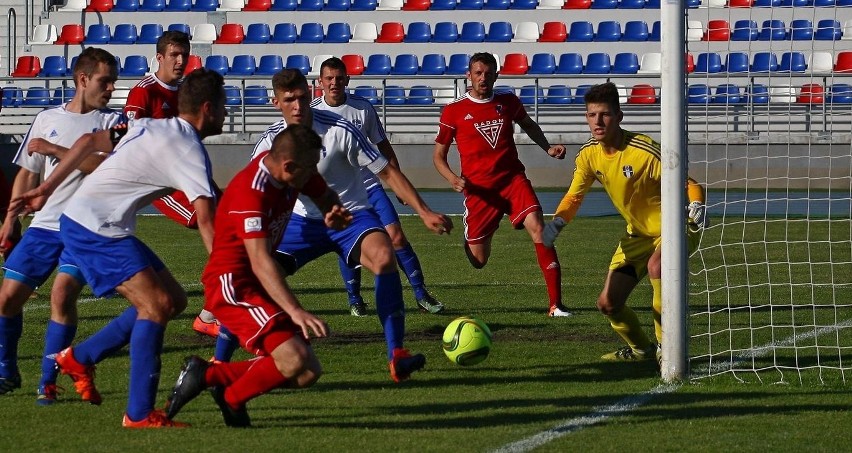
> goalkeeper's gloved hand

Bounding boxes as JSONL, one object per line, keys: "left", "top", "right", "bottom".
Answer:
{"left": 542, "top": 217, "right": 566, "bottom": 248}
{"left": 687, "top": 201, "right": 709, "bottom": 230}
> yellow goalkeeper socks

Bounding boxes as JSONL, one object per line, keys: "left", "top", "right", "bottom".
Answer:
{"left": 606, "top": 306, "right": 652, "bottom": 352}
{"left": 651, "top": 278, "right": 662, "bottom": 344}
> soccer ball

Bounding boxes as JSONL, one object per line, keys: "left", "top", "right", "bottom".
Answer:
{"left": 442, "top": 316, "right": 492, "bottom": 366}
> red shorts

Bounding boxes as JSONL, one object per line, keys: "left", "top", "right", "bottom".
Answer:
{"left": 204, "top": 272, "right": 298, "bottom": 356}
{"left": 462, "top": 173, "right": 541, "bottom": 245}
{"left": 152, "top": 190, "right": 198, "bottom": 229}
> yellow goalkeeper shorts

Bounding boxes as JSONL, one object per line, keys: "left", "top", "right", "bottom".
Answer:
{"left": 609, "top": 227, "right": 700, "bottom": 279}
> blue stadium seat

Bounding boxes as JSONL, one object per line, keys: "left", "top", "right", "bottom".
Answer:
{"left": 545, "top": 85, "right": 572, "bottom": 104}
{"left": 224, "top": 85, "right": 241, "bottom": 106}
{"left": 364, "top": 54, "right": 392, "bottom": 75}
{"left": 285, "top": 55, "right": 311, "bottom": 74}
{"left": 2, "top": 86, "right": 22, "bottom": 107}
{"left": 297, "top": 23, "right": 324, "bottom": 43}
{"left": 244, "top": 86, "right": 269, "bottom": 105}
{"left": 519, "top": 85, "right": 545, "bottom": 105}
{"left": 611, "top": 52, "right": 639, "bottom": 74}
{"left": 298, "top": 0, "right": 324, "bottom": 9}
{"left": 137, "top": 24, "right": 163, "bottom": 43}
{"left": 556, "top": 53, "right": 583, "bottom": 74}
{"left": 168, "top": 23, "right": 191, "bottom": 36}
{"left": 591, "top": 0, "right": 617, "bottom": 7}
{"left": 622, "top": 21, "right": 648, "bottom": 41}
{"left": 391, "top": 54, "right": 419, "bottom": 75}
{"left": 230, "top": 55, "right": 257, "bottom": 75}
{"left": 270, "top": 23, "right": 297, "bottom": 43}
{"left": 138, "top": 0, "right": 165, "bottom": 10}
{"left": 511, "top": 0, "right": 537, "bottom": 7}
{"left": 712, "top": 84, "right": 743, "bottom": 104}
{"left": 191, "top": 0, "right": 218, "bottom": 11}
{"left": 484, "top": 0, "right": 510, "bottom": 7}
{"left": 457, "top": 0, "right": 483, "bottom": 8}
{"left": 780, "top": 0, "right": 808, "bottom": 5}
{"left": 83, "top": 24, "right": 111, "bottom": 44}
{"left": 112, "top": 0, "right": 139, "bottom": 10}
{"left": 751, "top": 52, "right": 778, "bottom": 72}
{"left": 431, "top": 0, "right": 456, "bottom": 7}
{"left": 814, "top": 19, "right": 841, "bottom": 40}
{"left": 485, "top": 21, "right": 513, "bottom": 42}
{"left": 407, "top": 86, "right": 435, "bottom": 104}
{"left": 459, "top": 22, "right": 486, "bottom": 42}
{"left": 648, "top": 21, "right": 660, "bottom": 41}
{"left": 779, "top": 52, "right": 806, "bottom": 72}
{"left": 270, "top": 0, "right": 298, "bottom": 8}
{"left": 752, "top": 0, "right": 780, "bottom": 6}
{"left": 350, "top": 0, "right": 377, "bottom": 8}
{"left": 244, "top": 23, "right": 271, "bottom": 43}
{"left": 420, "top": 53, "right": 447, "bottom": 75}
{"left": 23, "top": 87, "right": 51, "bottom": 106}
{"left": 731, "top": 20, "right": 758, "bottom": 41}
{"left": 67, "top": 56, "right": 79, "bottom": 76}
{"left": 51, "top": 86, "right": 76, "bottom": 105}
{"left": 568, "top": 21, "right": 594, "bottom": 42}
{"left": 447, "top": 53, "right": 470, "bottom": 74}
{"left": 724, "top": 52, "right": 749, "bottom": 73}
{"left": 790, "top": 19, "right": 813, "bottom": 41}
{"left": 595, "top": 21, "right": 621, "bottom": 42}
{"left": 646, "top": 0, "right": 659, "bottom": 7}
{"left": 383, "top": 86, "right": 406, "bottom": 105}
{"left": 573, "top": 85, "right": 591, "bottom": 104}
{"left": 759, "top": 20, "right": 786, "bottom": 41}
{"left": 404, "top": 22, "right": 432, "bottom": 42}
{"left": 39, "top": 56, "right": 68, "bottom": 77}
{"left": 354, "top": 86, "right": 380, "bottom": 104}
{"left": 695, "top": 52, "right": 722, "bottom": 73}
{"left": 687, "top": 84, "right": 710, "bottom": 104}
{"left": 121, "top": 55, "right": 149, "bottom": 76}
{"left": 528, "top": 53, "right": 556, "bottom": 74}
{"left": 432, "top": 22, "right": 458, "bottom": 42}
{"left": 618, "top": 0, "right": 644, "bottom": 7}
{"left": 256, "top": 55, "right": 284, "bottom": 75}
{"left": 166, "top": 0, "right": 192, "bottom": 11}
{"left": 829, "top": 84, "right": 852, "bottom": 104}
{"left": 325, "top": 0, "right": 350, "bottom": 9}
{"left": 813, "top": 0, "right": 837, "bottom": 5}
{"left": 205, "top": 55, "right": 230, "bottom": 75}
{"left": 686, "top": 0, "right": 699, "bottom": 6}
{"left": 583, "top": 53, "right": 611, "bottom": 74}
{"left": 326, "top": 22, "right": 351, "bottom": 42}
{"left": 110, "top": 24, "right": 137, "bottom": 44}
{"left": 746, "top": 84, "right": 769, "bottom": 104}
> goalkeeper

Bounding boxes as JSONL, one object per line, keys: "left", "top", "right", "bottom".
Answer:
{"left": 543, "top": 82, "right": 707, "bottom": 362}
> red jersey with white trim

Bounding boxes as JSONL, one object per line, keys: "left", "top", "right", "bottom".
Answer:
{"left": 202, "top": 151, "right": 328, "bottom": 283}
{"left": 124, "top": 74, "right": 179, "bottom": 121}
{"left": 435, "top": 90, "right": 528, "bottom": 188}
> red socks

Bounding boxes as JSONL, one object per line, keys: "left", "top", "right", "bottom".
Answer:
{"left": 534, "top": 243, "right": 562, "bottom": 309}
{"left": 213, "top": 356, "right": 288, "bottom": 409}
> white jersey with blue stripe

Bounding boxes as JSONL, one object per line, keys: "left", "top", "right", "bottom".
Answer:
{"left": 251, "top": 108, "right": 388, "bottom": 219}
{"left": 14, "top": 104, "right": 125, "bottom": 231}
{"left": 63, "top": 117, "right": 217, "bottom": 238}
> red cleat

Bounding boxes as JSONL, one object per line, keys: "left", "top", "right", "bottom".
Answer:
{"left": 122, "top": 409, "right": 190, "bottom": 428}
{"left": 55, "top": 347, "right": 102, "bottom": 405}
{"left": 388, "top": 348, "right": 426, "bottom": 383}
{"left": 192, "top": 315, "right": 220, "bottom": 338}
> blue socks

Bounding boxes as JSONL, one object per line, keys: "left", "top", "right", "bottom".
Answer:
{"left": 126, "top": 319, "right": 164, "bottom": 422}
{"left": 40, "top": 320, "right": 76, "bottom": 388}
{"left": 338, "top": 257, "right": 363, "bottom": 305}
{"left": 75, "top": 306, "right": 138, "bottom": 365}
{"left": 374, "top": 272, "right": 405, "bottom": 360}
{"left": 0, "top": 314, "right": 23, "bottom": 378}
{"left": 395, "top": 243, "right": 427, "bottom": 301}
{"left": 214, "top": 325, "right": 240, "bottom": 362}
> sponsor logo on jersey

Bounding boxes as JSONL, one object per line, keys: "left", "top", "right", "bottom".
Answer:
{"left": 464, "top": 114, "right": 473, "bottom": 120}
{"left": 474, "top": 119, "right": 503, "bottom": 149}
{"left": 622, "top": 165, "right": 634, "bottom": 178}
{"left": 162, "top": 102, "right": 171, "bottom": 110}
{"left": 126, "top": 111, "right": 136, "bottom": 122}
{"left": 49, "top": 130, "right": 58, "bottom": 138}
{"left": 244, "top": 217, "right": 262, "bottom": 233}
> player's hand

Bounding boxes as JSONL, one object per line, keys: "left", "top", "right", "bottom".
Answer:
{"left": 547, "top": 144, "right": 566, "bottom": 160}
{"left": 451, "top": 176, "right": 466, "bottom": 193}
{"left": 289, "top": 308, "right": 330, "bottom": 339}
{"left": 324, "top": 205, "right": 352, "bottom": 230}
{"left": 542, "top": 217, "right": 566, "bottom": 247}
{"left": 687, "top": 201, "right": 709, "bottom": 230}
{"left": 27, "top": 138, "right": 55, "bottom": 156}
{"left": 0, "top": 219, "right": 22, "bottom": 260}
{"left": 9, "top": 187, "right": 49, "bottom": 217}
{"left": 422, "top": 211, "right": 453, "bottom": 235}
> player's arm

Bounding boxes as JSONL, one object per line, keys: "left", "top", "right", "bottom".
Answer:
{"left": 0, "top": 168, "right": 35, "bottom": 255}
{"left": 26, "top": 137, "right": 110, "bottom": 174}
{"left": 543, "top": 157, "right": 596, "bottom": 247}
{"left": 376, "top": 140, "right": 401, "bottom": 170}
{"left": 516, "top": 115, "right": 566, "bottom": 160}
{"left": 244, "top": 236, "right": 329, "bottom": 339}
{"left": 377, "top": 164, "right": 453, "bottom": 235}
{"left": 686, "top": 177, "right": 708, "bottom": 230}
{"left": 309, "top": 188, "right": 352, "bottom": 230}
{"left": 432, "top": 142, "right": 465, "bottom": 192}
{"left": 191, "top": 196, "right": 215, "bottom": 254}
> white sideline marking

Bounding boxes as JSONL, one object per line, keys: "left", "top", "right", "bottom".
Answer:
{"left": 21, "top": 283, "right": 203, "bottom": 312}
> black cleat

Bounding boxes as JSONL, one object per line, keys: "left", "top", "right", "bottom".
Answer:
{"left": 165, "top": 356, "right": 209, "bottom": 419}
{"left": 210, "top": 386, "right": 251, "bottom": 428}
{"left": 0, "top": 372, "right": 21, "bottom": 395}
{"left": 389, "top": 348, "right": 426, "bottom": 383}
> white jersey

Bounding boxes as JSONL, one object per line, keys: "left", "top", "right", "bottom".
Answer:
{"left": 310, "top": 95, "right": 387, "bottom": 190}
{"left": 63, "top": 117, "right": 216, "bottom": 238}
{"left": 13, "top": 104, "right": 125, "bottom": 231}
{"left": 251, "top": 109, "right": 388, "bottom": 219}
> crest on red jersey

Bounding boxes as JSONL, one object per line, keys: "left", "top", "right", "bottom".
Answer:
{"left": 474, "top": 119, "right": 503, "bottom": 149}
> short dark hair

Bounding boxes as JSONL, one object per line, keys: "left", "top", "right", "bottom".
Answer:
{"left": 584, "top": 82, "right": 621, "bottom": 112}
{"left": 468, "top": 52, "right": 498, "bottom": 73}
{"left": 178, "top": 68, "right": 224, "bottom": 115}
{"left": 320, "top": 56, "right": 347, "bottom": 76}
{"left": 72, "top": 47, "right": 118, "bottom": 85}
{"left": 271, "top": 68, "right": 308, "bottom": 93}
{"left": 270, "top": 123, "right": 322, "bottom": 161}
{"left": 156, "top": 30, "right": 190, "bottom": 56}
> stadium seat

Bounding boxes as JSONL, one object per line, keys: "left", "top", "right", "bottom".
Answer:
{"left": 23, "top": 87, "right": 52, "bottom": 107}
{"left": 51, "top": 86, "right": 76, "bottom": 105}
{"left": 2, "top": 86, "right": 22, "bottom": 107}
{"left": 519, "top": 85, "right": 545, "bottom": 105}
{"left": 843, "top": 20, "right": 852, "bottom": 41}
{"left": 325, "top": 22, "right": 351, "bottom": 43}
{"left": 243, "top": 0, "right": 271, "bottom": 9}
{"left": 622, "top": 21, "right": 648, "bottom": 42}
{"left": 618, "top": 0, "right": 643, "bottom": 7}
{"left": 611, "top": 52, "right": 639, "bottom": 74}
{"left": 184, "top": 55, "right": 203, "bottom": 74}
{"left": 296, "top": 23, "right": 324, "bottom": 43}
{"left": 224, "top": 85, "right": 241, "bottom": 106}
{"left": 243, "top": 23, "right": 271, "bottom": 43}
{"left": 86, "top": 0, "right": 115, "bottom": 11}
{"left": 402, "top": 0, "right": 430, "bottom": 8}
{"left": 649, "top": 21, "right": 661, "bottom": 41}
{"left": 457, "top": 0, "right": 483, "bottom": 7}
{"left": 829, "top": 84, "right": 852, "bottom": 104}
{"left": 377, "top": 0, "right": 403, "bottom": 8}
{"left": 746, "top": 84, "right": 769, "bottom": 104}
{"left": 447, "top": 53, "right": 470, "bottom": 74}
{"left": 500, "top": 53, "right": 528, "bottom": 74}
{"left": 270, "top": 0, "right": 297, "bottom": 8}
{"left": 790, "top": 19, "right": 813, "bottom": 41}
{"left": 215, "top": 24, "right": 244, "bottom": 43}
{"left": 270, "top": 23, "right": 298, "bottom": 43}
{"left": 628, "top": 84, "right": 656, "bottom": 104}
{"left": 686, "top": 53, "right": 695, "bottom": 73}
{"left": 511, "top": 0, "right": 537, "bottom": 8}
{"left": 459, "top": 22, "right": 486, "bottom": 42}
{"left": 256, "top": 55, "right": 284, "bottom": 75}
{"left": 432, "top": 22, "right": 458, "bottom": 42}
{"left": 419, "top": 53, "right": 446, "bottom": 75}
{"left": 759, "top": 20, "right": 786, "bottom": 41}
{"left": 166, "top": 0, "right": 192, "bottom": 10}
{"left": 138, "top": 0, "right": 165, "bottom": 9}
{"left": 191, "top": 24, "right": 218, "bottom": 44}
{"left": 58, "top": 0, "right": 87, "bottom": 10}
{"left": 562, "top": 0, "right": 590, "bottom": 6}
{"left": 809, "top": 52, "right": 835, "bottom": 73}
{"left": 814, "top": 20, "right": 841, "bottom": 41}
{"left": 112, "top": 26, "right": 140, "bottom": 45}
{"left": 695, "top": 52, "right": 722, "bottom": 73}
{"left": 112, "top": 0, "right": 139, "bottom": 10}
{"left": 83, "top": 24, "right": 111, "bottom": 45}
{"left": 383, "top": 86, "right": 407, "bottom": 104}
{"left": 168, "top": 23, "right": 192, "bottom": 36}
{"left": 404, "top": 22, "right": 432, "bottom": 42}
{"left": 364, "top": 54, "right": 392, "bottom": 74}
{"left": 351, "top": 0, "right": 378, "bottom": 8}
{"left": 798, "top": 84, "right": 824, "bottom": 104}
{"left": 537, "top": 0, "right": 563, "bottom": 6}
{"left": 485, "top": 22, "right": 513, "bottom": 42}
{"left": 391, "top": 54, "right": 419, "bottom": 75}
{"left": 591, "top": 0, "right": 617, "bottom": 7}
{"left": 813, "top": 0, "right": 836, "bottom": 5}
{"left": 753, "top": 0, "right": 780, "bottom": 5}
{"left": 407, "top": 86, "right": 435, "bottom": 104}
{"left": 309, "top": 55, "right": 334, "bottom": 76}
{"left": 430, "top": 0, "right": 456, "bottom": 7}
{"left": 484, "top": 0, "right": 510, "bottom": 7}
{"left": 712, "top": 84, "right": 742, "bottom": 104}
{"left": 835, "top": 52, "right": 852, "bottom": 72}
{"left": 375, "top": 22, "right": 404, "bottom": 43}
{"left": 780, "top": 0, "right": 807, "bottom": 4}
{"left": 325, "top": 0, "right": 350, "bottom": 8}
{"left": 285, "top": 55, "right": 311, "bottom": 74}
{"left": 230, "top": 55, "right": 256, "bottom": 75}
{"left": 779, "top": 52, "right": 806, "bottom": 72}
{"left": 724, "top": 52, "right": 749, "bottom": 73}
{"left": 573, "top": 84, "right": 591, "bottom": 104}
{"left": 121, "top": 55, "right": 149, "bottom": 76}
{"left": 752, "top": 52, "right": 778, "bottom": 72}
{"left": 731, "top": 20, "right": 758, "bottom": 41}
{"left": 528, "top": 53, "right": 556, "bottom": 74}
{"left": 136, "top": 24, "right": 163, "bottom": 44}
{"left": 298, "top": 0, "right": 324, "bottom": 9}
{"left": 770, "top": 85, "right": 796, "bottom": 103}
{"left": 341, "top": 54, "right": 365, "bottom": 75}
{"left": 205, "top": 55, "right": 230, "bottom": 75}
{"left": 351, "top": 23, "right": 378, "bottom": 42}
{"left": 354, "top": 86, "right": 380, "bottom": 104}
{"left": 704, "top": 20, "right": 729, "bottom": 41}
{"left": 584, "top": 53, "right": 610, "bottom": 74}
{"left": 192, "top": 0, "right": 218, "bottom": 10}
{"left": 30, "top": 24, "right": 58, "bottom": 45}
{"left": 645, "top": 0, "right": 659, "bottom": 6}
{"left": 39, "top": 56, "right": 68, "bottom": 77}
{"left": 637, "top": 52, "right": 661, "bottom": 74}
{"left": 539, "top": 21, "right": 567, "bottom": 42}
{"left": 556, "top": 52, "right": 583, "bottom": 74}
{"left": 568, "top": 21, "right": 594, "bottom": 42}
{"left": 513, "top": 22, "right": 540, "bottom": 42}
{"left": 54, "top": 24, "right": 84, "bottom": 45}
{"left": 686, "top": 20, "right": 703, "bottom": 42}
{"left": 595, "top": 21, "right": 621, "bottom": 42}
{"left": 687, "top": 84, "right": 710, "bottom": 104}
{"left": 219, "top": 0, "right": 246, "bottom": 10}
{"left": 545, "top": 85, "right": 571, "bottom": 104}
{"left": 244, "top": 86, "right": 269, "bottom": 105}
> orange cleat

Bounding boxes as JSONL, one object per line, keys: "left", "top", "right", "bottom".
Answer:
{"left": 192, "top": 315, "right": 220, "bottom": 338}
{"left": 388, "top": 348, "right": 426, "bottom": 383}
{"left": 122, "top": 409, "right": 190, "bottom": 428}
{"left": 55, "top": 347, "right": 102, "bottom": 405}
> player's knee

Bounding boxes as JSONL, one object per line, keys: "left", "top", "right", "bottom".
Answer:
{"left": 464, "top": 244, "right": 488, "bottom": 269}
{"left": 390, "top": 234, "right": 408, "bottom": 250}
{"left": 596, "top": 294, "right": 622, "bottom": 316}
{"left": 647, "top": 254, "right": 662, "bottom": 279}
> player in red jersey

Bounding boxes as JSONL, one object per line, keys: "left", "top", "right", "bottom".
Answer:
{"left": 163, "top": 124, "right": 351, "bottom": 427}
{"left": 433, "top": 52, "right": 572, "bottom": 318}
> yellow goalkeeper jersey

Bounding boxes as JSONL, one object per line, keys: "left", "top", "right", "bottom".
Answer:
{"left": 555, "top": 130, "right": 662, "bottom": 238}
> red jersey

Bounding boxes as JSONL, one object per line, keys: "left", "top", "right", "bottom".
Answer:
{"left": 202, "top": 151, "right": 327, "bottom": 283}
{"left": 435, "top": 91, "right": 528, "bottom": 188}
{"left": 124, "top": 74, "right": 179, "bottom": 121}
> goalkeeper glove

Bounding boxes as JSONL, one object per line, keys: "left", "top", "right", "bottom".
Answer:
{"left": 687, "top": 201, "right": 709, "bottom": 230}
{"left": 542, "top": 217, "right": 566, "bottom": 248}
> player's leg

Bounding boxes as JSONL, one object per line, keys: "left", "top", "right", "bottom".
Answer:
{"left": 648, "top": 247, "right": 663, "bottom": 344}
{"left": 337, "top": 257, "right": 366, "bottom": 316}
{"left": 461, "top": 190, "right": 503, "bottom": 269}
{"left": 38, "top": 269, "right": 84, "bottom": 405}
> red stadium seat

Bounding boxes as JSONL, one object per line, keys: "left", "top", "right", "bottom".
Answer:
{"left": 704, "top": 20, "right": 730, "bottom": 41}
{"left": 797, "top": 84, "right": 824, "bottom": 104}
{"left": 341, "top": 54, "right": 365, "bottom": 75}
{"left": 86, "top": 0, "right": 115, "bottom": 11}
{"left": 402, "top": 0, "right": 430, "bottom": 9}
{"left": 243, "top": 0, "right": 271, "bottom": 9}
{"left": 563, "top": 0, "right": 590, "bottom": 7}
{"left": 375, "top": 22, "right": 405, "bottom": 43}
{"left": 685, "top": 53, "right": 695, "bottom": 73}
{"left": 835, "top": 52, "right": 852, "bottom": 73}
{"left": 539, "top": 21, "right": 567, "bottom": 42}
{"left": 214, "top": 24, "right": 245, "bottom": 44}
{"left": 727, "top": 0, "right": 752, "bottom": 6}
{"left": 184, "top": 55, "right": 203, "bottom": 74}
{"left": 628, "top": 84, "right": 657, "bottom": 104}
{"left": 11, "top": 56, "right": 41, "bottom": 77}
{"left": 500, "top": 53, "right": 529, "bottom": 74}
{"left": 55, "top": 24, "right": 85, "bottom": 45}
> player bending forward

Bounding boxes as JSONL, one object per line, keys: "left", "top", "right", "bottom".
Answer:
{"left": 164, "top": 124, "right": 350, "bottom": 427}
{"left": 543, "top": 82, "right": 708, "bottom": 362}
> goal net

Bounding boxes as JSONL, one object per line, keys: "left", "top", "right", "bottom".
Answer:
{"left": 683, "top": 1, "right": 852, "bottom": 384}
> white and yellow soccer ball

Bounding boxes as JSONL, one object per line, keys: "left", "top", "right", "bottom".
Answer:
{"left": 442, "top": 316, "right": 492, "bottom": 366}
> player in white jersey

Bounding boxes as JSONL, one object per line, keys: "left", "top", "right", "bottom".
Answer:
{"left": 13, "top": 68, "right": 225, "bottom": 428}
{"left": 310, "top": 57, "right": 445, "bottom": 317}
{"left": 0, "top": 48, "right": 125, "bottom": 404}
{"left": 250, "top": 69, "right": 452, "bottom": 382}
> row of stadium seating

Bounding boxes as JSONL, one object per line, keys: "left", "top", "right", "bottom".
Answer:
{"left": 5, "top": 82, "right": 851, "bottom": 107}
{"left": 55, "top": 0, "right": 852, "bottom": 12}
{"left": 11, "top": 50, "right": 852, "bottom": 77}
{"left": 691, "top": 18, "right": 851, "bottom": 41}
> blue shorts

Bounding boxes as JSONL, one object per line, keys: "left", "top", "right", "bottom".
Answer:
{"left": 59, "top": 215, "right": 165, "bottom": 298}
{"left": 2, "top": 226, "right": 84, "bottom": 288}
{"left": 275, "top": 210, "right": 385, "bottom": 274}
{"left": 367, "top": 185, "right": 400, "bottom": 227}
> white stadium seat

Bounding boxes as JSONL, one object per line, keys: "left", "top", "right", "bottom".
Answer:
{"left": 351, "top": 22, "right": 379, "bottom": 42}
{"left": 191, "top": 23, "right": 218, "bottom": 44}
{"left": 512, "top": 22, "right": 540, "bottom": 43}
{"left": 31, "top": 24, "right": 58, "bottom": 45}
